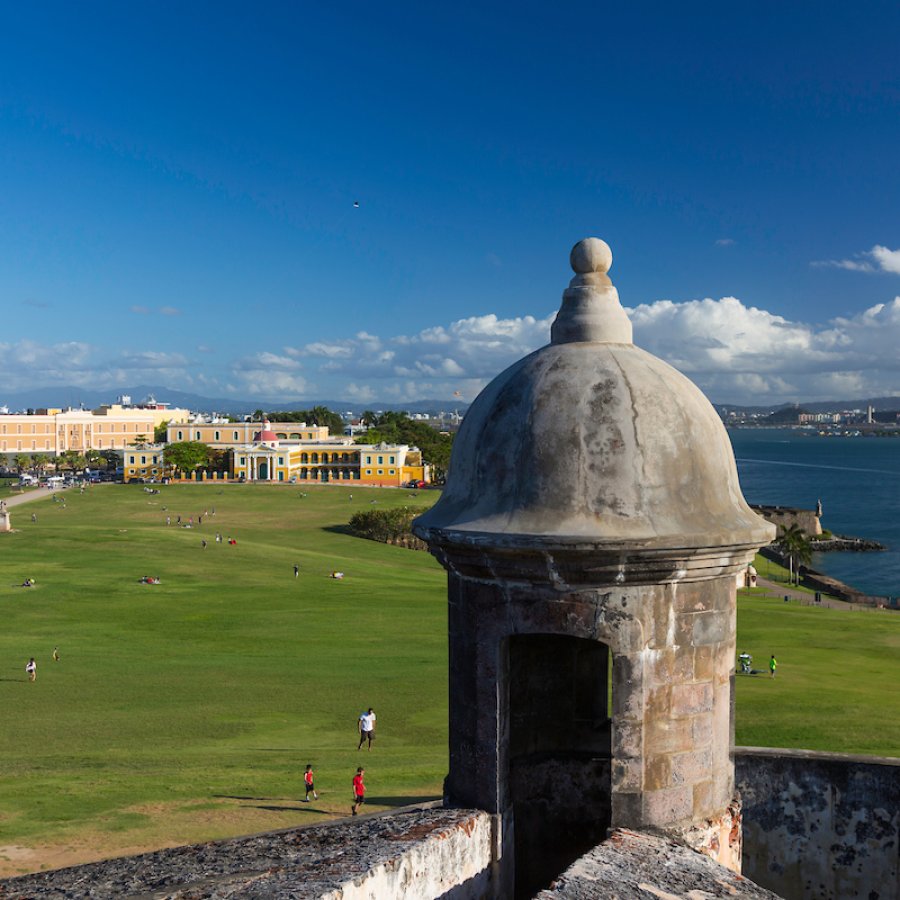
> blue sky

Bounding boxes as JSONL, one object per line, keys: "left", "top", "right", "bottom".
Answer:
{"left": 2, "top": 1, "right": 899, "bottom": 406}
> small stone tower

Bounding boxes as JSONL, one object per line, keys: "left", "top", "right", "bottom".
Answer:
{"left": 413, "top": 238, "right": 775, "bottom": 898}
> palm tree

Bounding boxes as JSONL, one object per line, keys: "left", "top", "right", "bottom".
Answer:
{"left": 31, "top": 453, "right": 51, "bottom": 475}
{"left": 14, "top": 453, "right": 31, "bottom": 474}
{"left": 58, "top": 450, "right": 86, "bottom": 473}
{"left": 777, "top": 524, "right": 812, "bottom": 585}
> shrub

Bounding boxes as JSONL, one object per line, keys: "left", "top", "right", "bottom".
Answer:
{"left": 348, "top": 507, "right": 427, "bottom": 550}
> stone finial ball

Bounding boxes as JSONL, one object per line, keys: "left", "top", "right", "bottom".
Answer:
{"left": 570, "top": 237, "right": 612, "bottom": 275}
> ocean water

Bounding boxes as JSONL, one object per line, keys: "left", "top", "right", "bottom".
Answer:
{"left": 728, "top": 428, "right": 900, "bottom": 599}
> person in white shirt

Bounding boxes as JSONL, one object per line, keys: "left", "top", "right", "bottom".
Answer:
{"left": 358, "top": 708, "right": 376, "bottom": 750}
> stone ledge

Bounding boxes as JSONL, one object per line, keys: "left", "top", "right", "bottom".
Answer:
{"left": 0, "top": 805, "right": 491, "bottom": 900}
{"left": 534, "top": 828, "right": 783, "bottom": 899}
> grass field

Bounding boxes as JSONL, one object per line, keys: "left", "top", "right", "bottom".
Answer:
{"left": 1, "top": 482, "right": 897, "bottom": 876}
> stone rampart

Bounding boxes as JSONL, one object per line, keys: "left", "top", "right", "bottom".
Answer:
{"left": 736, "top": 748, "right": 899, "bottom": 900}
{"left": 0, "top": 805, "right": 494, "bottom": 900}
{"left": 750, "top": 505, "right": 822, "bottom": 537}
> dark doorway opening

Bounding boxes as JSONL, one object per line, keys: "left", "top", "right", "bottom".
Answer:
{"left": 508, "top": 634, "right": 612, "bottom": 898}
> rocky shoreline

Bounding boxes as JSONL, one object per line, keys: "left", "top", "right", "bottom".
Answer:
{"left": 809, "top": 535, "right": 886, "bottom": 552}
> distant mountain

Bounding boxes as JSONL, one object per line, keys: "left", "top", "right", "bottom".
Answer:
{"left": 0, "top": 385, "right": 469, "bottom": 418}
{"left": 714, "top": 397, "right": 900, "bottom": 417}
{"left": 4, "top": 384, "right": 896, "bottom": 420}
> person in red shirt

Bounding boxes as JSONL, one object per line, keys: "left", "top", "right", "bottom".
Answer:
{"left": 351, "top": 767, "right": 365, "bottom": 815}
{"left": 303, "top": 764, "right": 318, "bottom": 802}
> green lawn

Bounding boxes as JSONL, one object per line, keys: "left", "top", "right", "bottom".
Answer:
{"left": 735, "top": 592, "right": 899, "bottom": 755}
{"left": 0, "top": 483, "right": 447, "bottom": 873}
{"left": 0, "top": 483, "right": 897, "bottom": 875}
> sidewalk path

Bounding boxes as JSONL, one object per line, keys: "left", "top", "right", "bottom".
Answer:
{"left": 753, "top": 575, "right": 874, "bottom": 611}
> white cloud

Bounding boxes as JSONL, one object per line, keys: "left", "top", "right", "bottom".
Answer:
{"left": 813, "top": 245, "right": 900, "bottom": 275}
{"left": 232, "top": 370, "right": 310, "bottom": 397}
{"left": 117, "top": 351, "right": 188, "bottom": 369}
{"left": 303, "top": 341, "right": 354, "bottom": 358}
{"left": 235, "top": 351, "right": 302, "bottom": 371}
{"left": 869, "top": 246, "right": 900, "bottom": 275}
{"left": 2, "top": 296, "right": 899, "bottom": 407}
{"left": 715, "top": 238, "right": 735, "bottom": 247}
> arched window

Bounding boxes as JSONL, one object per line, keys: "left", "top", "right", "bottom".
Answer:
{"left": 301, "top": 453, "right": 308, "bottom": 463}
{"left": 311, "top": 453, "right": 319, "bottom": 463}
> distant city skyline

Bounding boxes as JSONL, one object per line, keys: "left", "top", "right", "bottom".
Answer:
{"left": 2, "top": 2, "right": 899, "bottom": 406}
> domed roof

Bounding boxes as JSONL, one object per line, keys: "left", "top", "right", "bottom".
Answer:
{"left": 253, "top": 420, "right": 279, "bottom": 443}
{"left": 414, "top": 238, "right": 774, "bottom": 553}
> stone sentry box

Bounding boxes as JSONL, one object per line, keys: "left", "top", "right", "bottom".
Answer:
{"left": 414, "top": 238, "right": 775, "bottom": 898}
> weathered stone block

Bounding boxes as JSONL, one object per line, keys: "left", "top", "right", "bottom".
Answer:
{"left": 644, "top": 784, "right": 694, "bottom": 824}
{"left": 644, "top": 754, "right": 674, "bottom": 791}
{"left": 613, "top": 719, "right": 643, "bottom": 758}
{"left": 692, "top": 711, "right": 714, "bottom": 747}
{"left": 692, "top": 609, "right": 730, "bottom": 645}
{"left": 671, "top": 681, "right": 714, "bottom": 716}
{"left": 612, "top": 757, "right": 643, "bottom": 793}
{"left": 645, "top": 717, "right": 693, "bottom": 755}
{"left": 670, "top": 748, "right": 714, "bottom": 786}
{"left": 694, "top": 644, "right": 715, "bottom": 680}
{"left": 645, "top": 647, "right": 694, "bottom": 686}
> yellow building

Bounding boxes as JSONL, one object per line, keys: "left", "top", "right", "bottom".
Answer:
{"left": 123, "top": 445, "right": 167, "bottom": 482}
{"left": 167, "top": 420, "right": 329, "bottom": 448}
{"left": 0, "top": 405, "right": 189, "bottom": 457}
{"left": 230, "top": 424, "right": 426, "bottom": 486}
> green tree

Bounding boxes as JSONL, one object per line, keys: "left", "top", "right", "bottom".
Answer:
{"left": 14, "top": 453, "right": 32, "bottom": 474}
{"left": 31, "top": 453, "right": 51, "bottom": 474}
{"left": 130, "top": 434, "right": 151, "bottom": 449}
{"left": 306, "top": 405, "right": 345, "bottom": 435}
{"left": 163, "top": 441, "right": 211, "bottom": 476}
{"left": 266, "top": 407, "right": 345, "bottom": 435}
{"left": 360, "top": 410, "right": 378, "bottom": 427}
{"left": 777, "top": 524, "right": 812, "bottom": 585}
{"left": 84, "top": 450, "right": 103, "bottom": 470}
{"left": 99, "top": 449, "right": 120, "bottom": 471}
{"left": 154, "top": 420, "right": 170, "bottom": 443}
{"left": 58, "top": 450, "right": 86, "bottom": 472}
{"left": 355, "top": 412, "right": 453, "bottom": 482}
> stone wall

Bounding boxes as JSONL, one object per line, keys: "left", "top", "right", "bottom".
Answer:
{"left": 751, "top": 505, "right": 822, "bottom": 537}
{"left": 0, "top": 806, "right": 495, "bottom": 900}
{"left": 736, "top": 747, "right": 899, "bottom": 900}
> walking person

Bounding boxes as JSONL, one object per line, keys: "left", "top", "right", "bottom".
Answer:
{"left": 351, "top": 767, "right": 365, "bottom": 815}
{"left": 293, "top": 563, "right": 300, "bottom": 578}
{"left": 25, "top": 657, "right": 36, "bottom": 682}
{"left": 52, "top": 647, "right": 60, "bottom": 662}
{"left": 769, "top": 654, "right": 777, "bottom": 678}
{"left": 358, "top": 708, "right": 376, "bottom": 751}
{"left": 303, "top": 764, "right": 318, "bottom": 802}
